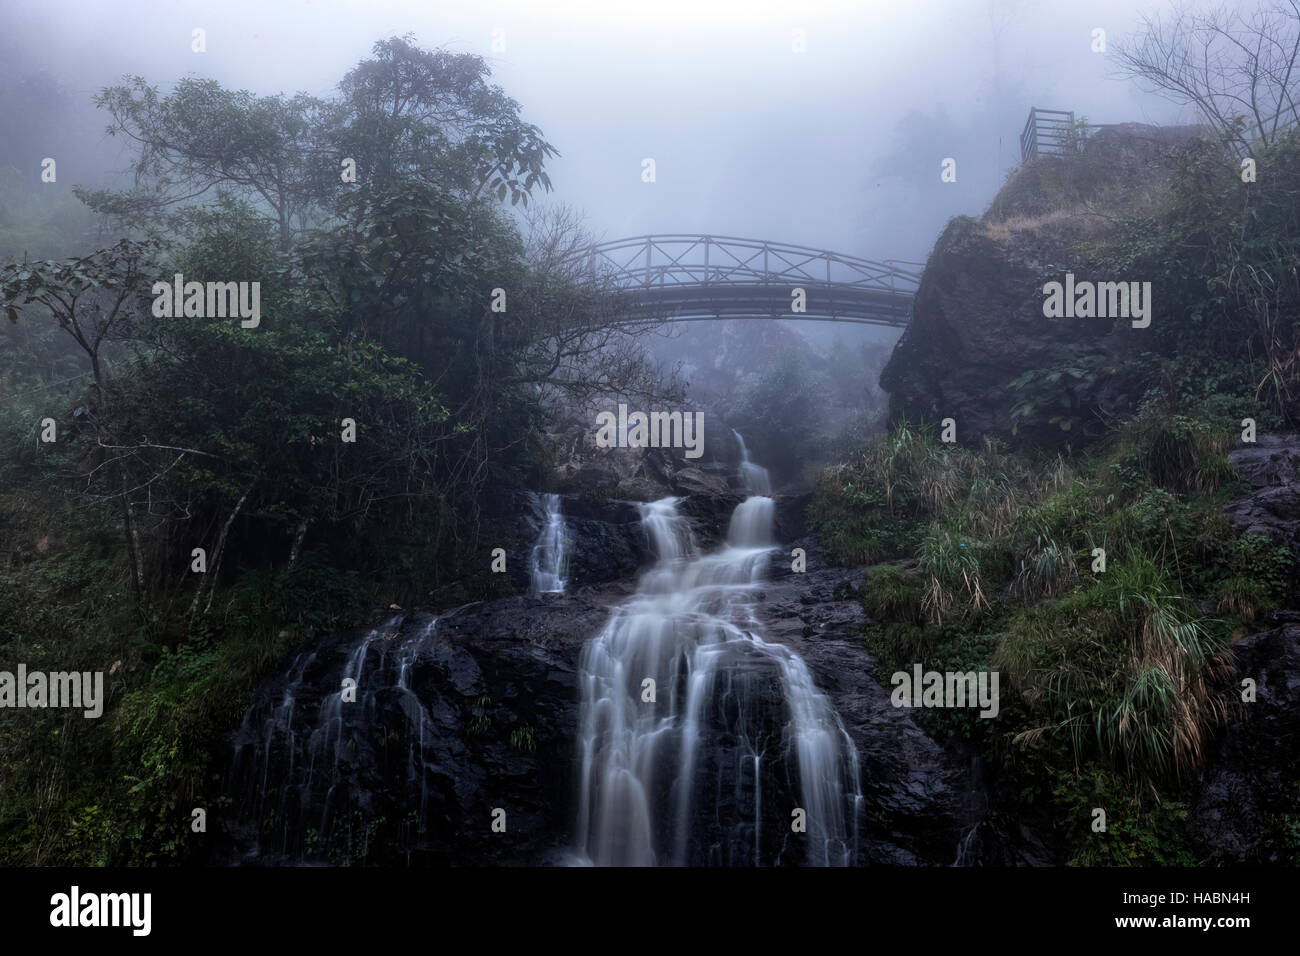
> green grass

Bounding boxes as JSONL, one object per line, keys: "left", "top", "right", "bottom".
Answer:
{"left": 815, "top": 408, "right": 1273, "bottom": 811}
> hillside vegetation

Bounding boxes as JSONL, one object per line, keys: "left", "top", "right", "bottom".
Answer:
{"left": 813, "top": 126, "right": 1300, "bottom": 864}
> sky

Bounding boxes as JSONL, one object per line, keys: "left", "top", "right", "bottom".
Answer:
{"left": 6, "top": 0, "right": 1194, "bottom": 263}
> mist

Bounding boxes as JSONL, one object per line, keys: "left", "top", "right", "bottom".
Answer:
{"left": 6, "top": 0, "right": 1189, "bottom": 262}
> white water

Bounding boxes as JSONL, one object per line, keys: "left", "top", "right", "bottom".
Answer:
{"left": 530, "top": 493, "right": 569, "bottom": 594}
{"left": 231, "top": 612, "right": 443, "bottom": 856}
{"left": 573, "top": 442, "right": 861, "bottom": 866}
{"left": 733, "top": 428, "right": 772, "bottom": 496}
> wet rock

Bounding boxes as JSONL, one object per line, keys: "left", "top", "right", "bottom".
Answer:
{"left": 1187, "top": 624, "right": 1300, "bottom": 864}
{"left": 219, "top": 530, "right": 979, "bottom": 866}
{"left": 755, "top": 545, "right": 972, "bottom": 865}
{"left": 1223, "top": 434, "right": 1300, "bottom": 547}
{"left": 218, "top": 596, "right": 613, "bottom": 867}
{"left": 670, "top": 465, "right": 731, "bottom": 496}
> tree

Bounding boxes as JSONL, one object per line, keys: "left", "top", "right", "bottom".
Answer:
{"left": 0, "top": 239, "right": 162, "bottom": 619}
{"left": 1114, "top": 1, "right": 1300, "bottom": 156}
{"left": 83, "top": 35, "right": 558, "bottom": 250}
{"left": 331, "top": 36, "right": 557, "bottom": 204}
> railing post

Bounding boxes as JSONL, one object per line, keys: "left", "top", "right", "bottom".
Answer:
{"left": 645, "top": 237, "right": 652, "bottom": 288}
{"left": 704, "top": 236, "right": 709, "bottom": 286}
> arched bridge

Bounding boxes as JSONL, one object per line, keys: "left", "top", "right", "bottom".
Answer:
{"left": 567, "top": 235, "right": 922, "bottom": 327}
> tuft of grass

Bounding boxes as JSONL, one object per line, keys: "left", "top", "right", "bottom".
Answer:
{"left": 997, "top": 557, "right": 1231, "bottom": 786}
{"left": 1108, "top": 410, "right": 1234, "bottom": 495}
{"left": 1013, "top": 527, "right": 1079, "bottom": 602}
{"left": 509, "top": 725, "right": 537, "bottom": 752}
{"left": 917, "top": 523, "right": 988, "bottom": 625}
{"left": 468, "top": 696, "right": 493, "bottom": 737}
{"left": 1214, "top": 575, "right": 1274, "bottom": 623}
{"left": 863, "top": 564, "right": 924, "bottom": 624}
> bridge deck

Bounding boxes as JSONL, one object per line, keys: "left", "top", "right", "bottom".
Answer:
{"left": 567, "top": 235, "right": 921, "bottom": 328}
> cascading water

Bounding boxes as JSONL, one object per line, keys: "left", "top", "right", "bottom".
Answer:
{"left": 733, "top": 428, "right": 772, "bottom": 496}
{"left": 228, "top": 613, "right": 449, "bottom": 863}
{"left": 573, "top": 439, "right": 862, "bottom": 866}
{"left": 952, "top": 756, "right": 987, "bottom": 866}
{"left": 530, "top": 492, "right": 569, "bottom": 595}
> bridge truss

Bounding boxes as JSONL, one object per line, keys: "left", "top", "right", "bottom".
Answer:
{"left": 567, "top": 235, "right": 922, "bottom": 328}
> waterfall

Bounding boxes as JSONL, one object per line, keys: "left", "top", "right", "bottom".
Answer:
{"left": 573, "top": 457, "right": 862, "bottom": 866}
{"left": 951, "top": 755, "right": 987, "bottom": 866}
{"left": 733, "top": 429, "right": 772, "bottom": 495}
{"left": 530, "top": 493, "right": 569, "bottom": 595}
{"left": 953, "top": 823, "right": 980, "bottom": 867}
{"left": 228, "top": 613, "right": 446, "bottom": 862}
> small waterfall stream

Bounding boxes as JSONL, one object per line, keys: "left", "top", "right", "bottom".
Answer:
{"left": 228, "top": 612, "right": 450, "bottom": 862}
{"left": 952, "top": 756, "right": 987, "bottom": 866}
{"left": 530, "top": 492, "right": 569, "bottom": 595}
{"left": 733, "top": 428, "right": 772, "bottom": 496}
{"left": 573, "top": 438, "right": 862, "bottom": 866}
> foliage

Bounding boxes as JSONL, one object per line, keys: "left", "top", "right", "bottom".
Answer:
{"left": 1009, "top": 356, "right": 1105, "bottom": 437}
{"left": 0, "top": 34, "right": 667, "bottom": 867}
{"left": 1050, "top": 765, "right": 1197, "bottom": 867}
{"left": 997, "top": 557, "right": 1230, "bottom": 786}
{"left": 82, "top": 36, "right": 557, "bottom": 248}
{"left": 863, "top": 564, "right": 924, "bottom": 624}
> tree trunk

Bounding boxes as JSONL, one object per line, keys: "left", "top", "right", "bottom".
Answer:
{"left": 287, "top": 517, "right": 311, "bottom": 571}
{"left": 118, "top": 468, "right": 147, "bottom": 626}
{"left": 190, "top": 482, "right": 254, "bottom": 619}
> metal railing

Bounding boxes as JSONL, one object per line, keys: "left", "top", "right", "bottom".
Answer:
{"left": 562, "top": 235, "right": 924, "bottom": 327}
{"left": 570, "top": 235, "right": 923, "bottom": 296}
{"left": 1019, "top": 107, "right": 1085, "bottom": 162}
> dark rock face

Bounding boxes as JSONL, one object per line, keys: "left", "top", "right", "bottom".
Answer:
{"left": 549, "top": 422, "right": 733, "bottom": 501}
{"left": 668, "top": 639, "right": 833, "bottom": 866}
{"left": 880, "top": 126, "right": 1215, "bottom": 447}
{"left": 1186, "top": 437, "right": 1300, "bottom": 863}
{"left": 1223, "top": 434, "right": 1300, "bottom": 548}
{"left": 220, "top": 597, "right": 606, "bottom": 867}
{"left": 878, "top": 216, "right": 1148, "bottom": 447}
{"left": 675, "top": 492, "right": 744, "bottom": 545}
{"left": 1187, "top": 624, "right": 1300, "bottom": 864}
{"left": 218, "top": 497, "right": 978, "bottom": 866}
{"left": 756, "top": 548, "right": 973, "bottom": 864}
{"left": 476, "top": 489, "right": 650, "bottom": 593}
{"left": 561, "top": 497, "right": 649, "bottom": 589}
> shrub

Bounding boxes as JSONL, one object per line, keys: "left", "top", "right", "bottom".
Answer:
{"left": 863, "top": 564, "right": 924, "bottom": 623}
{"left": 917, "top": 523, "right": 988, "bottom": 625}
{"left": 1108, "top": 409, "right": 1234, "bottom": 495}
{"left": 997, "top": 557, "right": 1230, "bottom": 786}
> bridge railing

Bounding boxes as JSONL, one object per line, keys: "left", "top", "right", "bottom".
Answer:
{"left": 570, "top": 235, "right": 923, "bottom": 296}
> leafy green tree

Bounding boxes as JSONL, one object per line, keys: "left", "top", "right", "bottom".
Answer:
{"left": 83, "top": 35, "right": 557, "bottom": 250}
{"left": 0, "top": 239, "right": 160, "bottom": 619}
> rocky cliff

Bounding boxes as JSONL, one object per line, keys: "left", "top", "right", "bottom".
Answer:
{"left": 880, "top": 124, "right": 1210, "bottom": 446}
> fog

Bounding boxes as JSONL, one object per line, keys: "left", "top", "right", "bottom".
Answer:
{"left": 6, "top": 0, "right": 1191, "bottom": 266}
